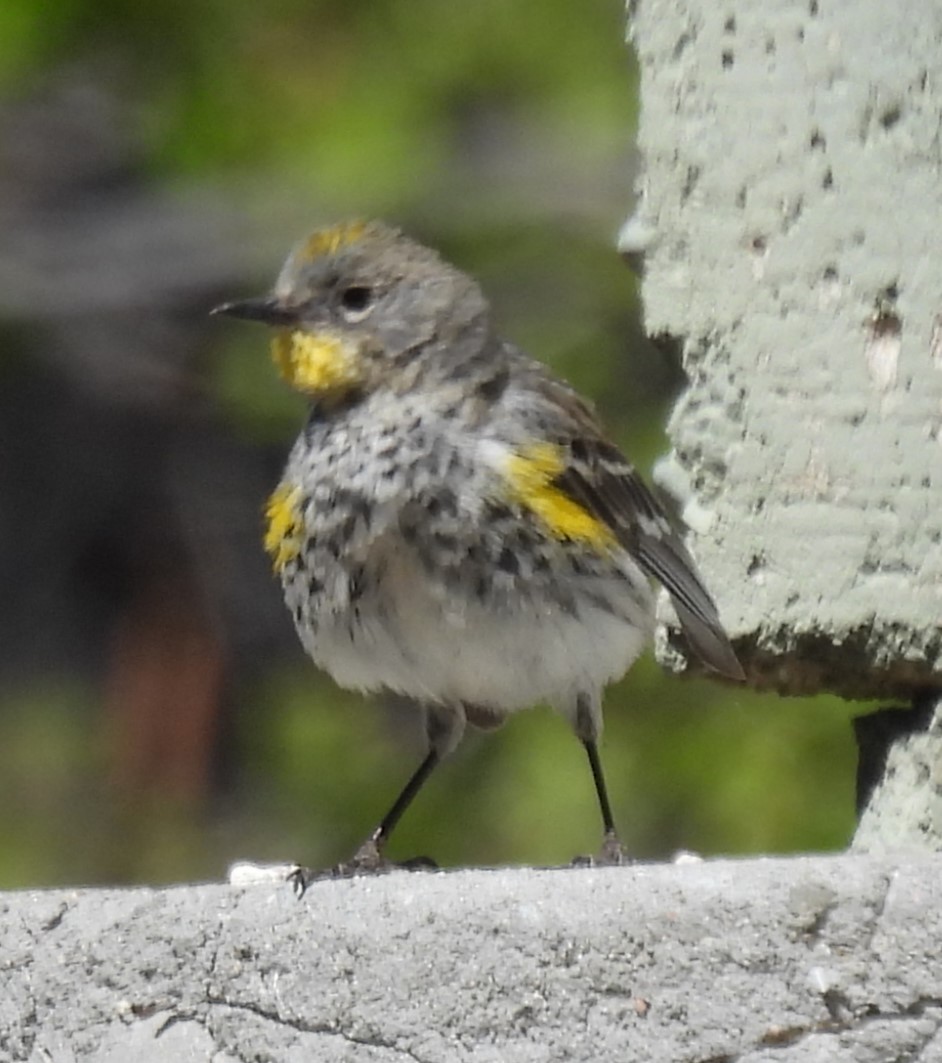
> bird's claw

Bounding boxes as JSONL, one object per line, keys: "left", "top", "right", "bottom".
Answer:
{"left": 571, "top": 830, "right": 630, "bottom": 868}
{"left": 289, "top": 838, "right": 438, "bottom": 897}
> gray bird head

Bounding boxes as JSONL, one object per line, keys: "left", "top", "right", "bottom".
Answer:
{"left": 213, "top": 220, "right": 491, "bottom": 403}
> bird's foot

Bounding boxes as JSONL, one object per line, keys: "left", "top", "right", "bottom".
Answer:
{"left": 289, "top": 837, "right": 438, "bottom": 897}
{"left": 571, "top": 829, "right": 630, "bottom": 868}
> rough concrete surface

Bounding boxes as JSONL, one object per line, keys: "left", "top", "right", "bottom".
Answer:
{"left": 2, "top": 854, "right": 942, "bottom": 1063}
{"left": 629, "top": 0, "right": 942, "bottom": 697}
{"left": 854, "top": 697, "right": 942, "bottom": 852}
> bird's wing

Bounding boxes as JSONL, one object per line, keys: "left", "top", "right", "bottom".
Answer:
{"left": 553, "top": 436, "right": 743, "bottom": 680}
{"left": 506, "top": 371, "right": 743, "bottom": 680}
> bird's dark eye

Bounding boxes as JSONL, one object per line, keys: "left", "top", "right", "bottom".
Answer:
{"left": 339, "top": 286, "right": 374, "bottom": 319}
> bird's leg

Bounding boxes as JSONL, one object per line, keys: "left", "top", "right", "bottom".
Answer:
{"left": 350, "top": 745, "right": 443, "bottom": 869}
{"left": 573, "top": 692, "right": 629, "bottom": 866}
{"left": 291, "top": 703, "right": 462, "bottom": 895}
{"left": 582, "top": 737, "right": 627, "bottom": 864}
{"left": 290, "top": 747, "right": 442, "bottom": 895}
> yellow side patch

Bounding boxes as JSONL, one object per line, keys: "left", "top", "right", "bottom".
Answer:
{"left": 298, "top": 221, "right": 368, "bottom": 264}
{"left": 271, "top": 329, "right": 362, "bottom": 396}
{"left": 264, "top": 484, "right": 304, "bottom": 573}
{"left": 503, "top": 443, "right": 615, "bottom": 548}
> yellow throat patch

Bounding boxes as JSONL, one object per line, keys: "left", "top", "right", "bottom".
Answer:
{"left": 264, "top": 484, "right": 304, "bottom": 574}
{"left": 503, "top": 443, "right": 615, "bottom": 548}
{"left": 271, "top": 329, "right": 361, "bottom": 397}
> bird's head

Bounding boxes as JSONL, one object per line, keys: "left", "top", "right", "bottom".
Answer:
{"left": 213, "top": 221, "right": 490, "bottom": 405}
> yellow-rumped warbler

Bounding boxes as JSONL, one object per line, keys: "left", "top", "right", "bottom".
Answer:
{"left": 214, "top": 220, "right": 742, "bottom": 880}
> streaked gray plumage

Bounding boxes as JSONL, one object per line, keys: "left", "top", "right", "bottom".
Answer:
{"left": 213, "top": 220, "right": 742, "bottom": 881}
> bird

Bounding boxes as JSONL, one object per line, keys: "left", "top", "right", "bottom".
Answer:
{"left": 213, "top": 220, "right": 743, "bottom": 884}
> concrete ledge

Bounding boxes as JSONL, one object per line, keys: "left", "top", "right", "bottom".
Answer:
{"left": 4, "top": 853, "right": 942, "bottom": 1061}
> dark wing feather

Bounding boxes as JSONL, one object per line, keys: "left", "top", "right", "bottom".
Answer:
{"left": 554, "top": 438, "right": 744, "bottom": 681}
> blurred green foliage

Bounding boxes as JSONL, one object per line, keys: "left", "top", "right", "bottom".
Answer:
{"left": 0, "top": 0, "right": 865, "bottom": 888}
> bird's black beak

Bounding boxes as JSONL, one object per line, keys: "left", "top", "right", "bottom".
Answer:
{"left": 211, "top": 296, "right": 298, "bottom": 327}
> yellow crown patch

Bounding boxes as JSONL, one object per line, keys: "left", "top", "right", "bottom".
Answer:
{"left": 298, "top": 221, "right": 369, "bottom": 265}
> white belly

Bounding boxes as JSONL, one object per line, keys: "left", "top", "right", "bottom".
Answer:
{"left": 297, "top": 544, "right": 654, "bottom": 721}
